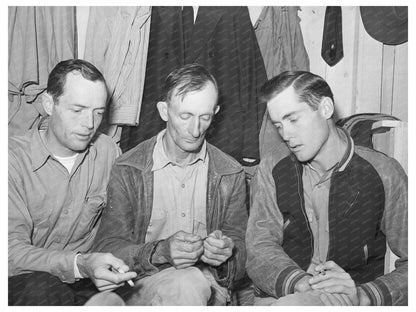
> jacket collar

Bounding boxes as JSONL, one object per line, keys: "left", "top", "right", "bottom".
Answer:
{"left": 290, "top": 127, "right": 355, "bottom": 173}
{"left": 335, "top": 127, "right": 354, "bottom": 172}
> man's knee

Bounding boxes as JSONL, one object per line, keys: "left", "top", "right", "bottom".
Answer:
{"left": 130, "top": 266, "right": 212, "bottom": 305}
{"left": 176, "top": 267, "right": 211, "bottom": 293}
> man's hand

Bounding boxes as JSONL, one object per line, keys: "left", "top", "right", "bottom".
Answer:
{"left": 152, "top": 231, "right": 204, "bottom": 269}
{"left": 308, "top": 260, "right": 359, "bottom": 305}
{"left": 319, "top": 292, "right": 354, "bottom": 306}
{"left": 77, "top": 253, "right": 137, "bottom": 291}
{"left": 201, "top": 230, "right": 234, "bottom": 266}
{"left": 294, "top": 275, "right": 313, "bottom": 293}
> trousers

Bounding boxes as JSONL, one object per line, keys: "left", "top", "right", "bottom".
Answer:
{"left": 8, "top": 271, "right": 124, "bottom": 306}
{"left": 254, "top": 291, "right": 326, "bottom": 306}
{"left": 116, "top": 266, "right": 229, "bottom": 306}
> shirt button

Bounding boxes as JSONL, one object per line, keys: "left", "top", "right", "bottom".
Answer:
{"left": 181, "top": 213, "right": 185, "bottom": 217}
{"left": 64, "top": 210, "right": 69, "bottom": 214}
{"left": 181, "top": 184, "right": 185, "bottom": 188}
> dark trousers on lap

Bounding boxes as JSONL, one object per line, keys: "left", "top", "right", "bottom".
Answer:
{"left": 8, "top": 272, "right": 99, "bottom": 306}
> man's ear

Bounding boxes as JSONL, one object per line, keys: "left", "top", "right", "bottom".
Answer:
{"left": 214, "top": 105, "right": 220, "bottom": 115}
{"left": 156, "top": 101, "right": 168, "bottom": 122}
{"left": 318, "top": 97, "right": 334, "bottom": 119}
{"left": 42, "top": 92, "right": 54, "bottom": 116}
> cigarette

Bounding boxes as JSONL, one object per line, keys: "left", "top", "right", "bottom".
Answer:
{"left": 116, "top": 268, "right": 135, "bottom": 287}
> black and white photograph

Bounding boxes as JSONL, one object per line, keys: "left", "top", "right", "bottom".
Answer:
{"left": 6, "top": 2, "right": 410, "bottom": 308}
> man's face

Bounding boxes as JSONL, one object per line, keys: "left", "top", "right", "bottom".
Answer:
{"left": 267, "top": 86, "right": 330, "bottom": 163}
{"left": 47, "top": 72, "right": 107, "bottom": 156}
{"left": 164, "top": 82, "right": 218, "bottom": 155}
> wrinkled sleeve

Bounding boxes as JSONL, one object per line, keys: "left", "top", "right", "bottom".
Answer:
{"left": 8, "top": 154, "right": 76, "bottom": 283}
{"left": 358, "top": 158, "right": 408, "bottom": 305}
{"left": 246, "top": 154, "right": 310, "bottom": 298}
{"left": 92, "top": 164, "right": 161, "bottom": 280}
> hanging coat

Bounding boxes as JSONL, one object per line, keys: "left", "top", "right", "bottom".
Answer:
{"left": 120, "top": 6, "right": 267, "bottom": 163}
{"left": 254, "top": 6, "right": 310, "bottom": 159}
{"left": 8, "top": 6, "right": 76, "bottom": 137}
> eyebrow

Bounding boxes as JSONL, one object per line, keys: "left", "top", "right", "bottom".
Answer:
{"left": 72, "top": 104, "right": 105, "bottom": 110}
{"left": 281, "top": 111, "right": 298, "bottom": 120}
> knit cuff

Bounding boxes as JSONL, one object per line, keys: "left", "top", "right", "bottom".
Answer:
{"left": 358, "top": 280, "right": 392, "bottom": 306}
{"left": 275, "top": 266, "right": 312, "bottom": 297}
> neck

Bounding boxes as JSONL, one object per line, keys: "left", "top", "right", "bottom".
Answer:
{"left": 309, "top": 126, "right": 347, "bottom": 174}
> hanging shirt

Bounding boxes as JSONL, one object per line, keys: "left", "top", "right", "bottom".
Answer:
{"left": 8, "top": 7, "right": 76, "bottom": 137}
{"left": 84, "top": 6, "right": 151, "bottom": 126}
{"left": 146, "top": 130, "right": 208, "bottom": 242}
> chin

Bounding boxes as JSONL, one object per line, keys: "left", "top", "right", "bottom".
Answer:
{"left": 182, "top": 142, "right": 203, "bottom": 153}
{"left": 293, "top": 152, "right": 312, "bottom": 163}
{"left": 69, "top": 142, "right": 90, "bottom": 153}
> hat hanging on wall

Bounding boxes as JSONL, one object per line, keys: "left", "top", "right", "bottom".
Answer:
{"left": 360, "top": 6, "right": 408, "bottom": 45}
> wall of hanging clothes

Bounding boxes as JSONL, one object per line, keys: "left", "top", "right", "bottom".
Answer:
{"left": 9, "top": 6, "right": 408, "bottom": 163}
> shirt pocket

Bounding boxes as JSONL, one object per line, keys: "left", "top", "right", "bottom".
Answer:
{"left": 79, "top": 192, "right": 107, "bottom": 235}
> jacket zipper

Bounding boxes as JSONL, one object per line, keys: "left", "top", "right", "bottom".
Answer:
{"left": 294, "top": 164, "right": 314, "bottom": 261}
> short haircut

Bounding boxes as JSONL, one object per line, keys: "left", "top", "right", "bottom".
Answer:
{"left": 47, "top": 59, "right": 106, "bottom": 103}
{"left": 260, "top": 71, "right": 334, "bottom": 110}
{"left": 162, "top": 63, "right": 218, "bottom": 103}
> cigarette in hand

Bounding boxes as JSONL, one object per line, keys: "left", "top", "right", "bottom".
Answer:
{"left": 116, "top": 268, "right": 135, "bottom": 287}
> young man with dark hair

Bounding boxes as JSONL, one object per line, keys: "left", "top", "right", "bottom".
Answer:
{"left": 9, "top": 59, "right": 136, "bottom": 305}
{"left": 93, "top": 63, "right": 248, "bottom": 305}
{"left": 246, "top": 71, "right": 407, "bottom": 306}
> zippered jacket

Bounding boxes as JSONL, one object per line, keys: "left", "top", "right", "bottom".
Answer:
{"left": 93, "top": 135, "right": 248, "bottom": 289}
{"left": 246, "top": 135, "right": 407, "bottom": 305}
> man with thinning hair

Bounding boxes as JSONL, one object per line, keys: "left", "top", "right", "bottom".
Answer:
{"left": 93, "top": 63, "right": 248, "bottom": 305}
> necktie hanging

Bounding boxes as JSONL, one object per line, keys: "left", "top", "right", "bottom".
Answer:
{"left": 321, "top": 6, "right": 344, "bottom": 66}
{"left": 182, "top": 6, "right": 194, "bottom": 63}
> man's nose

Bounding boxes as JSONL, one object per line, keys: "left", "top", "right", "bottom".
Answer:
{"left": 189, "top": 118, "right": 201, "bottom": 138}
{"left": 280, "top": 125, "right": 292, "bottom": 142}
{"left": 82, "top": 111, "right": 94, "bottom": 129}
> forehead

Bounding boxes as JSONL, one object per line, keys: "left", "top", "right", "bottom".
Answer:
{"left": 61, "top": 72, "right": 107, "bottom": 108}
{"left": 267, "top": 87, "right": 309, "bottom": 118}
{"left": 170, "top": 82, "right": 218, "bottom": 113}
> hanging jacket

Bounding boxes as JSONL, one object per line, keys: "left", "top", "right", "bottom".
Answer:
{"left": 254, "top": 6, "right": 310, "bottom": 159}
{"left": 120, "top": 6, "right": 267, "bottom": 164}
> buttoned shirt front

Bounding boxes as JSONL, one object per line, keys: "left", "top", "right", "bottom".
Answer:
{"left": 303, "top": 132, "right": 355, "bottom": 274}
{"left": 8, "top": 118, "right": 120, "bottom": 282}
{"left": 146, "top": 130, "right": 208, "bottom": 242}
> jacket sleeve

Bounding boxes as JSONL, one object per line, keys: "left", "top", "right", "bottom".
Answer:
{"left": 92, "top": 163, "right": 162, "bottom": 279}
{"left": 358, "top": 158, "right": 408, "bottom": 305}
{"left": 8, "top": 154, "right": 77, "bottom": 283}
{"left": 246, "top": 153, "right": 311, "bottom": 298}
{"left": 211, "top": 169, "right": 248, "bottom": 288}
